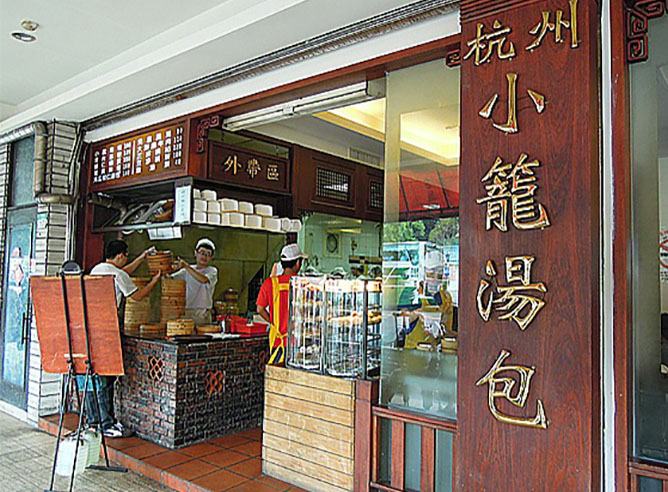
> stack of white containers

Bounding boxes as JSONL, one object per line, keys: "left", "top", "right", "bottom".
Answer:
{"left": 191, "top": 189, "right": 301, "bottom": 233}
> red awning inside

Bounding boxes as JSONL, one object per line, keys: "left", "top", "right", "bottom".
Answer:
{"left": 399, "top": 166, "right": 459, "bottom": 220}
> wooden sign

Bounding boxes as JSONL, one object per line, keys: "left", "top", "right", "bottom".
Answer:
{"left": 208, "top": 141, "right": 289, "bottom": 193}
{"left": 457, "top": 0, "right": 599, "bottom": 490}
{"left": 90, "top": 122, "right": 186, "bottom": 190}
{"left": 31, "top": 276, "right": 124, "bottom": 376}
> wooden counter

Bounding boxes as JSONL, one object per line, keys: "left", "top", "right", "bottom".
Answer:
{"left": 115, "top": 334, "right": 269, "bottom": 448}
{"left": 262, "top": 365, "right": 357, "bottom": 492}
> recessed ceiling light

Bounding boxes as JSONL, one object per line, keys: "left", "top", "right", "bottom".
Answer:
{"left": 20, "top": 19, "right": 39, "bottom": 31}
{"left": 11, "top": 32, "right": 36, "bottom": 43}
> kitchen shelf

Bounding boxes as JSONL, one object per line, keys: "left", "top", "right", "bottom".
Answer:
{"left": 92, "top": 222, "right": 176, "bottom": 233}
{"left": 92, "top": 221, "right": 287, "bottom": 234}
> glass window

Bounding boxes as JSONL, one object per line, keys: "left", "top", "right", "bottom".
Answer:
{"left": 10, "top": 137, "right": 35, "bottom": 207}
{"left": 297, "top": 212, "right": 382, "bottom": 277}
{"left": 379, "top": 59, "right": 460, "bottom": 419}
{"left": 208, "top": 128, "right": 290, "bottom": 159}
{"left": 631, "top": 15, "right": 668, "bottom": 463}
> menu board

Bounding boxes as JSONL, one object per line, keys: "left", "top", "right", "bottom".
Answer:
{"left": 91, "top": 123, "right": 185, "bottom": 188}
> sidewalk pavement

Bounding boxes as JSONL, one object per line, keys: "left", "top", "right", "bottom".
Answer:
{"left": 0, "top": 410, "right": 171, "bottom": 492}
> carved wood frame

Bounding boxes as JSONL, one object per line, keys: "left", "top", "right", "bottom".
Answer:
{"left": 625, "top": 0, "right": 667, "bottom": 63}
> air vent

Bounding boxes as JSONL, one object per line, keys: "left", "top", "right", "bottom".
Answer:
{"left": 316, "top": 168, "right": 350, "bottom": 202}
{"left": 370, "top": 181, "right": 383, "bottom": 209}
{"left": 349, "top": 147, "right": 381, "bottom": 167}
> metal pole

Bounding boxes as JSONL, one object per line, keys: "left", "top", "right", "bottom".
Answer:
{"left": 69, "top": 367, "right": 90, "bottom": 492}
{"left": 46, "top": 369, "right": 71, "bottom": 492}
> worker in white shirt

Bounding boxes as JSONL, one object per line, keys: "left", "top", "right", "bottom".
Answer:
{"left": 172, "top": 238, "right": 218, "bottom": 324}
{"left": 86, "top": 239, "right": 161, "bottom": 438}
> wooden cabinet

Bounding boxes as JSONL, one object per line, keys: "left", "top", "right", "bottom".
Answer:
{"left": 292, "top": 145, "right": 383, "bottom": 222}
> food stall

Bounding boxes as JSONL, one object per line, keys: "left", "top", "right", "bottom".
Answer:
{"left": 78, "top": 116, "right": 385, "bottom": 451}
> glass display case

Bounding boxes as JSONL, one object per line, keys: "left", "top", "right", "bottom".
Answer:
{"left": 323, "top": 279, "right": 382, "bottom": 379}
{"left": 286, "top": 276, "right": 326, "bottom": 371}
{"left": 287, "top": 276, "right": 382, "bottom": 379}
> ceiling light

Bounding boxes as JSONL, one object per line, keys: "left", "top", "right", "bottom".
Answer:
{"left": 20, "top": 19, "right": 39, "bottom": 31}
{"left": 11, "top": 32, "right": 36, "bottom": 42}
{"left": 222, "top": 80, "right": 386, "bottom": 131}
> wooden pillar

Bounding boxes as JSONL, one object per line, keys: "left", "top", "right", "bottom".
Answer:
{"left": 354, "top": 379, "right": 379, "bottom": 491}
{"left": 456, "top": 0, "right": 600, "bottom": 490}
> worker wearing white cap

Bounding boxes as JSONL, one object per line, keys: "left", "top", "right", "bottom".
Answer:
{"left": 257, "top": 243, "right": 307, "bottom": 364}
{"left": 172, "top": 238, "right": 218, "bottom": 324}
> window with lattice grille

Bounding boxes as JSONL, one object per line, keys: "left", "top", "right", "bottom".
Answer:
{"left": 316, "top": 167, "right": 350, "bottom": 202}
{"left": 370, "top": 181, "right": 383, "bottom": 209}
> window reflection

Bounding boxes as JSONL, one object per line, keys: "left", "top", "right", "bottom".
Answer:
{"left": 380, "top": 59, "right": 460, "bottom": 419}
{"left": 631, "top": 15, "right": 668, "bottom": 463}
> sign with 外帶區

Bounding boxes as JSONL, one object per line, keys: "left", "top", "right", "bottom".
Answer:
{"left": 207, "top": 141, "right": 289, "bottom": 194}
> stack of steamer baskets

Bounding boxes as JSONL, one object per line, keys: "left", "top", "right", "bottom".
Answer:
{"left": 123, "top": 277, "right": 151, "bottom": 332}
{"left": 147, "top": 250, "right": 173, "bottom": 276}
{"left": 139, "top": 323, "right": 164, "bottom": 337}
{"left": 160, "top": 277, "right": 186, "bottom": 328}
{"left": 166, "top": 319, "right": 195, "bottom": 337}
{"left": 196, "top": 324, "right": 221, "bottom": 335}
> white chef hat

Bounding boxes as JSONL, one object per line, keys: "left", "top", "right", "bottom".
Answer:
{"left": 195, "top": 238, "right": 216, "bottom": 252}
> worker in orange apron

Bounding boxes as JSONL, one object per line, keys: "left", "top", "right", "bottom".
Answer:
{"left": 257, "top": 243, "right": 306, "bottom": 364}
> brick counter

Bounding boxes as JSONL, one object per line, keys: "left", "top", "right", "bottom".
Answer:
{"left": 115, "top": 335, "right": 269, "bottom": 448}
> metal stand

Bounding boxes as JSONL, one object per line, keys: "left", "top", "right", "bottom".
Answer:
{"left": 45, "top": 264, "right": 127, "bottom": 492}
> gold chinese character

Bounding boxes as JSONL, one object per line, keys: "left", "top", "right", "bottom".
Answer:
{"left": 526, "top": 0, "right": 580, "bottom": 51}
{"left": 477, "top": 153, "right": 550, "bottom": 232}
{"left": 223, "top": 155, "right": 240, "bottom": 175}
{"left": 246, "top": 158, "right": 261, "bottom": 179}
{"left": 477, "top": 256, "right": 547, "bottom": 331}
{"left": 267, "top": 163, "right": 280, "bottom": 181}
{"left": 464, "top": 20, "right": 516, "bottom": 66}
{"left": 479, "top": 73, "right": 546, "bottom": 134}
{"left": 476, "top": 349, "right": 549, "bottom": 429}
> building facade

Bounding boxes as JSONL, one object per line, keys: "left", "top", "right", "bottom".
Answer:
{"left": 0, "top": 0, "right": 666, "bottom": 489}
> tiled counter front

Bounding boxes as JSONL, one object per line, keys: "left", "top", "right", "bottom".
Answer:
{"left": 116, "top": 335, "right": 269, "bottom": 448}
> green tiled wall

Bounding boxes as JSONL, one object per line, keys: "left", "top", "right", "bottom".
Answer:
{"left": 106, "top": 227, "right": 285, "bottom": 315}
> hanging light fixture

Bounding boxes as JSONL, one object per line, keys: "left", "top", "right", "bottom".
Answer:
{"left": 222, "top": 79, "right": 386, "bottom": 132}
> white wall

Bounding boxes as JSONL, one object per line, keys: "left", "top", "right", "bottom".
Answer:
{"left": 85, "top": 12, "right": 460, "bottom": 143}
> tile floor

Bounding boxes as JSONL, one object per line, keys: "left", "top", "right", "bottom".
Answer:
{"left": 40, "top": 413, "right": 307, "bottom": 492}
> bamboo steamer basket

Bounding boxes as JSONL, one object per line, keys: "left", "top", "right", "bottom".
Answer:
{"left": 166, "top": 319, "right": 195, "bottom": 336}
{"left": 196, "top": 324, "right": 221, "bottom": 334}
{"left": 123, "top": 277, "right": 151, "bottom": 332}
{"left": 160, "top": 277, "right": 185, "bottom": 328}
{"left": 147, "top": 251, "right": 173, "bottom": 275}
{"left": 140, "top": 324, "right": 165, "bottom": 336}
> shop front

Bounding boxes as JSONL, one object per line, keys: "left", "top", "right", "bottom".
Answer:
{"left": 21, "top": 0, "right": 668, "bottom": 489}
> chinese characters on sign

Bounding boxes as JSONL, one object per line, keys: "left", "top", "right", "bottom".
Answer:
{"left": 92, "top": 125, "right": 184, "bottom": 186}
{"left": 223, "top": 154, "right": 278, "bottom": 182}
{"left": 463, "top": 20, "right": 516, "bottom": 65}
{"left": 478, "top": 73, "right": 546, "bottom": 134}
{"left": 476, "top": 350, "right": 549, "bottom": 429}
{"left": 466, "top": 0, "right": 580, "bottom": 65}
{"left": 223, "top": 155, "right": 241, "bottom": 175}
{"left": 477, "top": 153, "right": 551, "bottom": 232}
{"left": 468, "top": 0, "right": 581, "bottom": 430}
{"left": 246, "top": 159, "right": 261, "bottom": 178}
{"left": 477, "top": 256, "right": 547, "bottom": 331}
{"left": 210, "top": 143, "right": 286, "bottom": 192}
{"left": 267, "top": 164, "right": 280, "bottom": 181}
{"left": 526, "top": 0, "right": 580, "bottom": 51}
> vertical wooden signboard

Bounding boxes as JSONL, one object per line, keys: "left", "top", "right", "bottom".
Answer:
{"left": 457, "top": 1, "right": 599, "bottom": 490}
